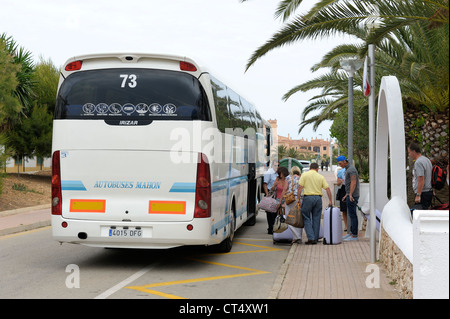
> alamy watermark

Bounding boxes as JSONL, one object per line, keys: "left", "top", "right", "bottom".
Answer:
{"left": 365, "top": 263, "right": 380, "bottom": 289}
{"left": 169, "top": 124, "right": 271, "bottom": 164}
{"left": 65, "top": 264, "right": 80, "bottom": 289}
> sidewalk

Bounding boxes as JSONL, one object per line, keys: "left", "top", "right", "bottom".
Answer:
{"left": 0, "top": 171, "right": 401, "bottom": 298}
{"left": 270, "top": 170, "right": 400, "bottom": 299}
{"left": 0, "top": 204, "right": 51, "bottom": 236}
{"left": 272, "top": 236, "right": 400, "bottom": 299}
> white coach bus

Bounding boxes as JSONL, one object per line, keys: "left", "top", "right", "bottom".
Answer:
{"left": 51, "top": 53, "right": 273, "bottom": 252}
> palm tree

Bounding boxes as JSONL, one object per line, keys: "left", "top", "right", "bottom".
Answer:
{"left": 240, "top": 0, "right": 448, "bottom": 130}
{"left": 241, "top": 0, "right": 448, "bottom": 70}
{"left": 0, "top": 38, "right": 21, "bottom": 132}
{"left": 241, "top": 0, "right": 448, "bottom": 163}
{"left": 287, "top": 147, "right": 300, "bottom": 159}
{"left": 277, "top": 145, "right": 288, "bottom": 159}
{"left": 287, "top": 20, "right": 448, "bottom": 132}
{"left": 0, "top": 33, "right": 35, "bottom": 115}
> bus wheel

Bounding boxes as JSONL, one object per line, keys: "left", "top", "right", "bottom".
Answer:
{"left": 217, "top": 209, "right": 235, "bottom": 253}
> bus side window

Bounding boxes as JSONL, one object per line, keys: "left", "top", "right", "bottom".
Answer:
{"left": 210, "top": 76, "right": 231, "bottom": 133}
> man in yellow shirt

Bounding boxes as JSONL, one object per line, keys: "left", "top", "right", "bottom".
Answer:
{"left": 297, "top": 163, "right": 333, "bottom": 244}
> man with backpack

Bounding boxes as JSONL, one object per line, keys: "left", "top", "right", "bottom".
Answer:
{"left": 408, "top": 142, "right": 433, "bottom": 209}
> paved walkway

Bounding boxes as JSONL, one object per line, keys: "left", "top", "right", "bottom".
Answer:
{"left": 273, "top": 237, "right": 399, "bottom": 298}
{"left": 0, "top": 170, "right": 401, "bottom": 299}
{"left": 271, "top": 170, "right": 400, "bottom": 299}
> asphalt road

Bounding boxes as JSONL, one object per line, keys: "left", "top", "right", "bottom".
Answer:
{"left": 0, "top": 212, "right": 290, "bottom": 299}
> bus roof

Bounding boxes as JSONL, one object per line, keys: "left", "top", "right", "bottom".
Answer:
{"left": 61, "top": 53, "right": 207, "bottom": 77}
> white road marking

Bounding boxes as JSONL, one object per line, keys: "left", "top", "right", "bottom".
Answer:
{"left": 94, "top": 264, "right": 156, "bottom": 299}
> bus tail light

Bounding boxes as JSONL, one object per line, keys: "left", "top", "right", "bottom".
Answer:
{"left": 52, "top": 151, "right": 62, "bottom": 215}
{"left": 194, "top": 153, "right": 211, "bottom": 218}
{"left": 180, "top": 61, "right": 197, "bottom": 72}
{"left": 65, "top": 60, "right": 82, "bottom": 71}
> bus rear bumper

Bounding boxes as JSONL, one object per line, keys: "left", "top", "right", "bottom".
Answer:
{"left": 51, "top": 216, "right": 217, "bottom": 249}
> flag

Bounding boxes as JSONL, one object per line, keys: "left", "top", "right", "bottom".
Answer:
{"left": 363, "top": 56, "right": 370, "bottom": 97}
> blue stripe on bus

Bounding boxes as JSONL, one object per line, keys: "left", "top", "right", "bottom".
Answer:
{"left": 210, "top": 206, "right": 247, "bottom": 236}
{"left": 170, "top": 176, "right": 248, "bottom": 193}
{"left": 61, "top": 180, "right": 87, "bottom": 191}
{"left": 169, "top": 182, "right": 196, "bottom": 193}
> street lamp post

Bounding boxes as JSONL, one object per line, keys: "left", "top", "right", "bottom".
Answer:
{"left": 340, "top": 58, "right": 363, "bottom": 165}
{"left": 368, "top": 44, "right": 376, "bottom": 263}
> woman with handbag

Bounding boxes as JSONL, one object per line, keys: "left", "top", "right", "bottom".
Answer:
{"left": 268, "top": 166, "right": 289, "bottom": 234}
{"left": 275, "top": 167, "right": 290, "bottom": 204}
{"left": 281, "top": 166, "right": 303, "bottom": 244}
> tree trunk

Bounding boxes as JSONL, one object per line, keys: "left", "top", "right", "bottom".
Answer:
{"left": 422, "top": 112, "right": 450, "bottom": 205}
{"left": 403, "top": 103, "right": 449, "bottom": 206}
{"left": 421, "top": 112, "right": 449, "bottom": 160}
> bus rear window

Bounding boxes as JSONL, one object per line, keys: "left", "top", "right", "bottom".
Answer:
{"left": 55, "top": 68, "right": 211, "bottom": 122}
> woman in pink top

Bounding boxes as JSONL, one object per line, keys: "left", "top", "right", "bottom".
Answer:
{"left": 267, "top": 166, "right": 289, "bottom": 234}
{"left": 273, "top": 166, "right": 289, "bottom": 203}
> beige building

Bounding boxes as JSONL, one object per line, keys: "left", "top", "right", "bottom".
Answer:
{"left": 2, "top": 156, "right": 51, "bottom": 173}
{"left": 268, "top": 119, "right": 335, "bottom": 160}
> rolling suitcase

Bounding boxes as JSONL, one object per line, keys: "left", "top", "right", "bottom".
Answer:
{"left": 273, "top": 213, "right": 293, "bottom": 244}
{"left": 323, "top": 206, "right": 342, "bottom": 245}
{"left": 273, "top": 226, "right": 293, "bottom": 244}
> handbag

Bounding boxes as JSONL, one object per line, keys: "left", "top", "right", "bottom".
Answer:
{"left": 259, "top": 192, "right": 278, "bottom": 213}
{"left": 283, "top": 180, "right": 296, "bottom": 205}
{"left": 285, "top": 202, "right": 304, "bottom": 228}
{"left": 336, "top": 185, "right": 346, "bottom": 201}
{"left": 273, "top": 206, "right": 288, "bottom": 233}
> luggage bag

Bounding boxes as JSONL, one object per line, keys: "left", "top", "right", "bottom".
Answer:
{"left": 323, "top": 206, "right": 342, "bottom": 245}
{"left": 273, "top": 226, "right": 293, "bottom": 244}
{"left": 273, "top": 214, "right": 293, "bottom": 244}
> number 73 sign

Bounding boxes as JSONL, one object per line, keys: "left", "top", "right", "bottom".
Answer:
{"left": 120, "top": 74, "right": 137, "bottom": 88}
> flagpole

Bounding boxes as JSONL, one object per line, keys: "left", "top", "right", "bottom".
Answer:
{"left": 368, "top": 44, "right": 376, "bottom": 263}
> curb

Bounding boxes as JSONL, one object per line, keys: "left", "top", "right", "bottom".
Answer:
{"left": 268, "top": 242, "right": 296, "bottom": 299}
{"left": 0, "top": 220, "right": 51, "bottom": 237}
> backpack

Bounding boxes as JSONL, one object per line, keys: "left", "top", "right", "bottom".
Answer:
{"left": 431, "top": 165, "right": 447, "bottom": 190}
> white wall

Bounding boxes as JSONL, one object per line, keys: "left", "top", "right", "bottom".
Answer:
{"left": 413, "top": 211, "right": 449, "bottom": 299}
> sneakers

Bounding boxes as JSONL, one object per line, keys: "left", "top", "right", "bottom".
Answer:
{"left": 342, "top": 234, "right": 352, "bottom": 240}
{"left": 344, "top": 235, "right": 358, "bottom": 241}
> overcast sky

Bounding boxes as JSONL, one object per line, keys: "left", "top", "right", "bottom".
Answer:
{"left": 1, "top": 0, "right": 354, "bottom": 141}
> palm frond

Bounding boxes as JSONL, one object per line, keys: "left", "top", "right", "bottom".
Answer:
{"left": 310, "top": 43, "right": 365, "bottom": 72}
{"left": 283, "top": 72, "right": 348, "bottom": 101}
{"left": 274, "top": 0, "right": 305, "bottom": 21}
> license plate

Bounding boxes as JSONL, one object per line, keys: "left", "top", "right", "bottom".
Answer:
{"left": 109, "top": 228, "right": 142, "bottom": 238}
